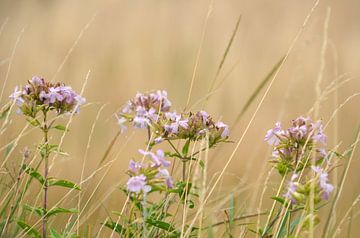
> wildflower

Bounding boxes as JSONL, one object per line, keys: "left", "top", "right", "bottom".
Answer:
{"left": 30, "top": 76, "right": 43, "bottom": 86}
{"left": 118, "top": 91, "right": 230, "bottom": 148}
{"left": 10, "top": 76, "right": 85, "bottom": 117}
{"left": 133, "top": 115, "right": 150, "bottom": 129}
{"left": 118, "top": 91, "right": 172, "bottom": 132}
{"left": 265, "top": 117, "right": 328, "bottom": 174}
{"left": 199, "top": 111, "right": 208, "bottom": 125}
{"left": 264, "top": 122, "right": 282, "bottom": 146}
{"left": 312, "top": 121, "right": 327, "bottom": 145}
{"left": 126, "top": 149, "right": 174, "bottom": 194}
{"left": 128, "top": 160, "right": 143, "bottom": 173}
{"left": 312, "top": 166, "right": 334, "bottom": 200}
{"left": 9, "top": 86, "right": 24, "bottom": 106}
{"left": 157, "top": 168, "right": 174, "bottom": 188}
{"left": 139, "top": 149, "right": 171, "bottom": 167}
{"left": 284, "top": 173, "right": 299, "bottom": 203}
{"left": 215, "top": 121, "right": 229, "bottom": 139}
{"left": 127, "top": 175, "right": 151, "bottom": 193}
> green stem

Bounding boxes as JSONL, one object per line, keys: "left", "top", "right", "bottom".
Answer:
{"left": 42, "top": 112, "right": 49, "bottom": 238}
{"left": 167, "top": 140, "right": 181, "bottom": 156}
{"left": 182, "top": 161, "right": 186, "bottom": 181}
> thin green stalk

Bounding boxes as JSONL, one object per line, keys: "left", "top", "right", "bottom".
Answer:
{"left": 42, "top": 112, "right": 49, "bottom": 238}
{"left": 182, "top": 161, "right": 186, "bottom": 181}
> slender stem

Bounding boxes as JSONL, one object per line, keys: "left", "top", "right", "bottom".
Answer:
{"left": 42, "top": 112, "right": 49, "bottom": 238}
{"left": 205, "top": 211, "right": 268, "bottom": 229}
{"left": 147, "top": 126, "right": 151, "bottom": 142}
{"left": 167, "top": 140, "right": 187, "bottom": 180}
{"left": 167, "top": 140, "right": 181, "bottom": 156}
{"left": 182, "top": 161, "right": 186, "bottom": 181}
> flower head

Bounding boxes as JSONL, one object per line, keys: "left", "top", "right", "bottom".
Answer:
{"left": 127, "top": 175, "right": 151, "bottom": 194}
{"left": 126, "top": 148, "right": 174, "bottom": 194}
{"left": 118, "top": 90, "right": 172, "bottom": 132}
{"left": 264, "top": 122, "right": 283, "bottom": 146}
{"left": 265, "top": 117, "right": 328, "bottom": 174}
{"left": 9, "top": 76, "right": 85, "bottom": 117}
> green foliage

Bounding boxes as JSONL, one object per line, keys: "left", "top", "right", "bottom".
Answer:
{"left": 145, "top": 218, "right": 180, "bottom": 237}
{"left": 48, "top": 178, "right": 81, "bottom": 190}
{"left": 103, "top": 221, "right": 125, "bottom": 236}
{"left": 16, "top": 220, "right": 41, "bottom": 238}
{"left": 0, "top": 104, "right": 11, "bottom": 120}
{"left": 22, "top": 164, "right": 45, "bottom": 185}
{"left": 53, "top": 124, "right": 68, "bottom": 132}
{"left": 182, "top": 139, "right": 191, "bottom": 156}
{"left": 26, "top": 117, "right": 41, "bottom": 127}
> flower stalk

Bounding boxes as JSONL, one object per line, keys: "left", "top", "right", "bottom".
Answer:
{"left": 41, "top": 111, "right": 49, "bottom": 238}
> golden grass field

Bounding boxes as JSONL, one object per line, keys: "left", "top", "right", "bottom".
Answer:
{"left": 0, "top": 0, "right": 360, "bottom": 236}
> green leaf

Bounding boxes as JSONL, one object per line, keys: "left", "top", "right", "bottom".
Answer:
{"left": 17, "top": 220, "right": 41, "bottom": 238}
{"left": 198, "top": 160, "right": 205, "bottom": 169}
{"left": 23, "top": 204, "right": 45, "bottom": 217}
{"left": 22, "top": 165, "right": 45, "bottom": 185}
{"left": 185, "top": 199, "right": 195, "bottom": 209}
{"left": 271, "top": 196, "right": 285, "bottom": 205}
{"left": 53, "top": 124, "right": 68, "bottom": 132}
{"left": 50, "top": 228, "right": 63, "bottom": 238}
{"left": 182, "top": 139, "right": 191, "bottom": 156}
{"left": 4, "top": 142, "right": 14, "bottom": 158}
{"left": 48, "top": 178, "right": 80, "bottom": 190}
{"left": 229, "top": 193, "right": 235, "bottom": 227}
{"left": 103, "top": 221, "right": 124, "bottom": 235}
{"left": 276, "top": 211, "right": 290, "bottom": 238}
{"left": 46, "top": 207, "right": 78, "bottom": 218}
{"left": 0, "top": 105, "right": 10, "bottom": 120}
{"left": 46, "top": 144, "right": 69, "bottom": 156}
{"left": 26, "top": 118, "right": 41, "bottom": 127}
{"left": 145, "top": 218, "right": 179, "bottom": 234}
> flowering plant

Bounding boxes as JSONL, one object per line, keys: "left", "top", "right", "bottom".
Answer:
{"left": 104, "top": 90, "right": 230, "bottom": 236}
{"left": 7, "top": 76, "right": 84, "bottom": 238}
{"left": 261, "top": 116, "right": 336, "bottom": 236}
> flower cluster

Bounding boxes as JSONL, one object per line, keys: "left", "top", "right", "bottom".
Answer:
{"left": 118, "top": 90, "right": 229, "bottom": 145}
{"left": 118, "top": 90, "right": 171, "bottom": 132}
{"left": 126, "top": 149, "right": 174, "bottom": 194}
{"left": 283, "top": 166, "right": 334, "bottom": 205}
{"left": 265, "top": 116, "right": 327, "bottom": 174}
{"left": 152, "top": 110, "right": 229, "bottom": 145}
{"left": 266, "top": 117, "right": 334, "bottom": 205}
{"left": 9, "top": 76, "right": 85, "bottom": 117}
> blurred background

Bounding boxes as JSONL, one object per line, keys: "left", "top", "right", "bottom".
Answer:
{"left": 0, "top": 0, "right": 359, "bottom": 236}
